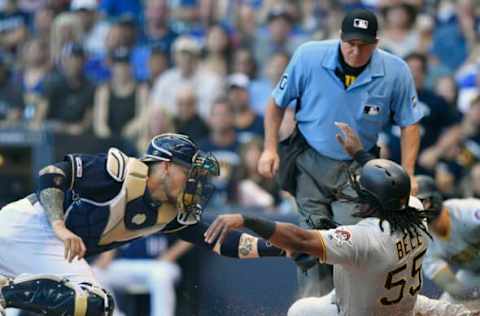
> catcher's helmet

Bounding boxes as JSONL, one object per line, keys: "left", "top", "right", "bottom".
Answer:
{"left": 354, "top": 159, "right": 411, "bottom": 211}
{"left": 141, "top": 133, "right": 199, "bottom": 167}
{"left": 415, "top": 175, "right": 443, "bottom": 214}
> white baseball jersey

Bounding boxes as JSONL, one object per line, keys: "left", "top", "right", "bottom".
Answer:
{"left": 318, "top": 213, "right": 430, "bottom": 315}
{"left": 423, "top": 198, "right": 480, "bottom": 281}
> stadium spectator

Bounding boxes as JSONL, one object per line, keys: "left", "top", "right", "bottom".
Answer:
{"left": 249, "top": 50, "right": 290, "bottom": 115}
{"left": 150, "top": 35, "right": 222, "bottom": 120}
{"left": 147, "top": 45, "right": 169, "bottom": 87}
{"left": 226, "top": 73, "right": 263, "bottom": 143}
{"left": 232, "top": 3, "right": 257, "bottom": 50}
{"left": 0, "top": 0, "right": 29, "bottom": 58}
{"left": 39, "top": 43, "right": 94, "bottom": 135}
{"left": 93, "top": 47, "right": 148, "bottom": 143}
{"left": 198, "top": 98, "right": 240, "bottom": 206}
{"left": 0, "top": 56, "right": 23, "bottom": 126}
{"left": 232, "top": 47, "right": 257, "bottom": 79}
{"left": 142, "top": 0, "right": 178, "bottom": 61}
{"left": 380, "top": 3, "right": 420, "bottom": 57}
{"left": 200, "top": 23, "right": 233, "bottom": 77}
{"left": 70, "top": 0, "right": 111, "bottom": 58}
{"left": 172, "top": 84, "right": 209, "bottom": 143}
{"left": 254, "top": 6, "right": 306, "bottom": 71}
{"left": 15, "top": 38, "right": 51, "bottom": 128}
{"left": 49, "top": 13, "right": 83, "bottom": 65}
{"left": 435, "top": 75, "right": 460, "bottom": 112}
{"left": 32, "top": 5, "right": 55, "bottom": 43}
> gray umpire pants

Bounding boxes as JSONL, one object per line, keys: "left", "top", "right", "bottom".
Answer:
{"left": 295, "top": 147, "right": 361, "bottom": 298}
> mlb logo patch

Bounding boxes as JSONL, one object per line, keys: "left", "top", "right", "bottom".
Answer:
{"left": 363, "top": 105, "right": 381, "bottom": 115}
{"left": 353, "top": 18, "right": 369, "bottom": 29}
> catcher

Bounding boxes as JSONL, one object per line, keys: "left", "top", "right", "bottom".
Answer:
{"left": 0, "top": 133, "right": 285, "bottom": 316}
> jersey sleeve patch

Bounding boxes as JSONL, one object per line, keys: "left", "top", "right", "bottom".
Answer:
{"left": 106, "top": 148, "right": 129, "bottom": 182}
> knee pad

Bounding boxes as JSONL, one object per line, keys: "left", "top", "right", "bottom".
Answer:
{"left": 0, "top": 274, "right": 114, "bottom": 316}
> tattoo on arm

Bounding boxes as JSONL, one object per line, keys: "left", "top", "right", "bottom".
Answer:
{"left": 39, "top": 188, "right": 65, "bottom": 223}
{"left": 238, "top": 234, "right": 256, "bottom": 257}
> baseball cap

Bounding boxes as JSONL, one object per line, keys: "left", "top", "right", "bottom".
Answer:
{"left": 172, "top": 36, "right": 201, "bottom": 55}
{"left": 70, "top": 0, "right": 97, "bottom": 11}
{"left": 341, "top": 9, "right": 378, "bottom": 44}
{"left": 227, "top": 73, "right": 249, "bottom": 90}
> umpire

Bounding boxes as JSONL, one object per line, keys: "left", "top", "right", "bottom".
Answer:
{"left": 259, "top": 9, "right": 423, "bottom": 297}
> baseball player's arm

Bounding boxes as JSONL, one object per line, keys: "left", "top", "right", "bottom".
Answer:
{"left": 204, "top": 214, "right": 325, "bottom": 258}
{"left": 175, "top": 220, "right": 285, "bottom": 258}
{"left": 37, "top": 162, "right": 87, "bottom": 262}
{"left": 401, "top": 123, "right": 420, "bottom": 193}
{"left": 432, "top": 266, "right": 479, "bottom": 300}
{"left": 258, "top": 98, "right": 287, "bottom": 178}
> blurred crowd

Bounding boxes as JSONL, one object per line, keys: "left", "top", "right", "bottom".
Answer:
{"left": 0, "top": 0, "right": 480, "bottom": 212}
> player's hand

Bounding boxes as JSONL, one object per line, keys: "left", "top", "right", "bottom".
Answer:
{"left": 52, "top": 221, "right": 87, "bottom": 262}
{"left": 335, "top": 121, "right": 363, "bottom": 158}
{"left": 258, "top": 149, "right": 280, "bottom": 179}
{"left": 204, "top": 214, "right": 244, "bottom": 245}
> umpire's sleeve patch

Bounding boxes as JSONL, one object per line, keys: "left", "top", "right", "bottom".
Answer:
{"left": 279, "top": 74, "right": 288, "bottom": 90}
{"left": 106, "top": 148, "right": 129, "bottom": 182}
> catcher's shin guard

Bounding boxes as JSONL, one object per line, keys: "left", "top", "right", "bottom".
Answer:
{"left": 0, "top": 274, "right": 114, "bottom": 316}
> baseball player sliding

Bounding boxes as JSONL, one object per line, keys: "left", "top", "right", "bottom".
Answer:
{"left": 0, "top": 133, "right": 286, "bottom": 316}
{"left": 205, "top": 122, "right": 479, "bottom": 316}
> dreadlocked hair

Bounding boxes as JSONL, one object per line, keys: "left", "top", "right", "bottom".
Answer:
{"left": 377, "top": 205, "right": 432, "bottom": 240}
{"left": 336, "top": 185, "right": 432, "bottom": 240}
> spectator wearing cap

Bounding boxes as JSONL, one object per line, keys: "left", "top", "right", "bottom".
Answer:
{"left": 93, "top": 47, "right": 149, "bottom": 144}
{"left": 37, "top": 43, "right": 95, "bottom": 135}
{"left": 172, "top": 84, "right": 209, "bottom": 143}
{"left": 254, "top": 6, "right": 307, "bottom": 71}
{"left": 259, "top": 9, "right": 422, "bottom": 297}
{"left": 150, "top": 35, "right": 222, "bottom": 120}
{"left": 227, "top": 73, "right": 263, "bottom": 144}
{"left": 70, "top": 0, "right": 111, "bottom": 58}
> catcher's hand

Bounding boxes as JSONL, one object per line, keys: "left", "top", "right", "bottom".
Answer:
{"left": 204, "top": 214, "right": 244, "bottom": 245}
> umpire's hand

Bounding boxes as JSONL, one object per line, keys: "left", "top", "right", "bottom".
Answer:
{"left": 52, "top": 221, "right": 87, "bottom": 262}
{"left": 258, "top": 149, "right": 280, "bottom": 179}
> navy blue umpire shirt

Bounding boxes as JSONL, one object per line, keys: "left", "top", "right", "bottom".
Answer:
{"left": 272, "top": 40, "right": 423, "bottom": 160}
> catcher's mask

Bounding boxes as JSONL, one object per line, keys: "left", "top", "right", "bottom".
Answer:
{"left": 176, "top": 151, "right": 219, "bottom": 225}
